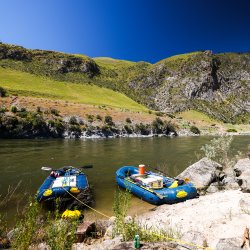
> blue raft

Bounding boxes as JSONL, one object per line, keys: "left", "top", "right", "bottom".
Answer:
{"left": 37, "top": 167, "right": 89, "bottom": 203}
{"left": 116, "top": 166, "right": 197, "bottom": 205}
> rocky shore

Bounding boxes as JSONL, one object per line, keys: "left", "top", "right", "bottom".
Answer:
{"left": 1, "top": 145, "right": 250, "bottom": 249}
{"left": 71, "top": 157, "right": 250, "bottom": 250}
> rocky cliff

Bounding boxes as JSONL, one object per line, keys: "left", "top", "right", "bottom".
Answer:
{"left": 0, "top": 43, "right": 249, "bottom": 124}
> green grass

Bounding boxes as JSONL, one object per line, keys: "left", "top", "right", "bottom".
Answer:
{"left": 0, "top": 68, "right": 148, "bottom": 111}
{"left": 177, "top": 110, "right": 219, "bottom": 123}
{"left": 157, "top": 52, "right": 201, "bottom": 65}
{"left": 94, "top": 57, "right": 137, "bottom": 69}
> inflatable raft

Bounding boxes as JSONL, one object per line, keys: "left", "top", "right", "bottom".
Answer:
{"left": 37, "top": 167, "right": 90, "bottom": 203}
{"left": 116, "top": 165, "right": 197, "bottom": 205}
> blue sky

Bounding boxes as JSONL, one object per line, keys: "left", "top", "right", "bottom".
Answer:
{"left": 0, "top": 0, "right": 250, "bottom": 63}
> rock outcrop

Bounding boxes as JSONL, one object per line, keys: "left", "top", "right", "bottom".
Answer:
{"left": 139, "top": 189, "right": 250, "bottom": 249}
{"left": 176, "top": 157, "right": 222, "bottom": 189}
{"left": 0, "top": 43, "right": 249, "bottom": 123}
{"left": 234, "top": 158, "right": 250, "bottom": 192}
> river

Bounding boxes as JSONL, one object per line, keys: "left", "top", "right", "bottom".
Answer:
{"left": 0, "top": 135, "right": 249, "bottom": 223}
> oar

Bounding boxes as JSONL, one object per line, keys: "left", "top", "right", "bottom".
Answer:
{"left": 147, "top": 165, "right": 176, "bottom": 181}
{"left": 127, "top": 177, "right": 165, "bottom": 200}
{"left": 41, "top": 164, "right": 93, "bottom": 171}
{"left": 80, "top": 165, "right": 93, "bottom": 169}
{"left": 41, "top": 166, "right": 53, "bottom": 171}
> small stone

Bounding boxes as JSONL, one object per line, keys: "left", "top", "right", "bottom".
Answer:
{"left": 215, "top": 238, "right": 241, "bottom": 250}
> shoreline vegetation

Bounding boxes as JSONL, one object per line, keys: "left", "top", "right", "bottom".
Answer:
{"left": 0, "top": 136, "right": 250, "bottom": 249}
{"left": 1, "top": 94, "right": 249, "bottom": 139}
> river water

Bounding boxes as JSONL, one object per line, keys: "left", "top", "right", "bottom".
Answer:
{"left": 0, "top": 136, "right": 249, "bottom": 222}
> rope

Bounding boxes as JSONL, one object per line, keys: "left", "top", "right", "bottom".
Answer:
{"left": 62, "top": 187, "right": 110, "bottom": 219}
{"left": 62, "top": 187, "right": 213, "bottom": 250}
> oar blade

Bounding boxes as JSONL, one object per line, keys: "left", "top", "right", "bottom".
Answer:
{"left": 41, "top": 166, "right": 53, "bottom": 171}
{"left": 80, "top": 165, "right": 93, "bottom": 169}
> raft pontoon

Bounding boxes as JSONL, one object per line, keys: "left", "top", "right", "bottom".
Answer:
{"left": 116, "top": 165, "right": 197, "bottom": 205}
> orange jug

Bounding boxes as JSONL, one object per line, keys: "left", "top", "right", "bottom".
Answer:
{"left": 139, "top": 164, "right": 145, "bottom": 175}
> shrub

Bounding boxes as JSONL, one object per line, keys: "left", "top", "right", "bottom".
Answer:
{"left": 11, "top": 105, "right": 17, "bottom": 113}
{"left": 20, "top": 107, "right": 26, "bottom": 112}
{"left": 0, "top": 87, "right": 7, "bottom": 97}
{"left": 0, "top": 107, "right": 7, "bottom": 113}
{"left": 96, "top": 114, "right": 102, "bottom": 121}
{"left": 226, "top": 128, "right": 237, "bottom": 133}
{"left": 163, "top": 121, "right": 177, "bottom": 135}
{"left": 135, "top": 123, "right": 150, "bottom": 135}
{"left": 190, "top": 125, "right": 200, "bottom": 135}
{"left": 17, "top": 111, "right": 28, "bottom": 118}
{"left": 167, "top": 113, "right": 175, "bottom": 119}
{"left": 86, "top": 114, "right": 94, "bottom": 123}
{"left": 155, "top": 111, "right": 164, "bottom": 117}
{"left": 124, "top": 125, "right": 133, "bottom": 134}
{"left": 48, "top": 120, "right": 55, "bottom": 127}
{"left": 152, "top": 118, "right": 164, "bottom": 134}
{"left": 125, "top": 118, "right": 132, "bottom": 123}
{"left": 36, "top": 106, "right": 42, "bottom": 113}
{"left": 69, "top": 124, "right": 81, "bottom": 137}
{"left": 104, "top": 115, "right": 114, "bottom": 126}
{"left": 200, "top": 136, "right": 233, "bottom": 168}
{"left": 12, "top": 199, "right": 40, "bottom": 249}
{"left": 50, "top": 108, "right": 60, "bottom": 116}
{"left": 69, "top": 116, "right": 78, "bottom": 125}
{"left": 101, "top": 125, "right": 112, "bottom": 135}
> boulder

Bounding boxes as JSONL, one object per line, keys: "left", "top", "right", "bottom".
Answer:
{"left": 177, "top": 231, "right": 208, "bottom": 250}
{"left": 215, "top": 238, "right": 242, "bottom": 250}
{"left": 76, "top": 221, "right": 96, "bottom": 242}
{"left": 237, "top": 170, "right": 250, "bottom": 192}
{"left": 206, "top": 182, "right": 221, "bottom": 193}
{"left": 176, "top": 157, "right": 222, "bottom": 189}
{"left": 234, "top": 158, "right": 250, "bottom": 177}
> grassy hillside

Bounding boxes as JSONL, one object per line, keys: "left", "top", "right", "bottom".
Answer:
{"left": 0, "top": 43, "right": 249, "bottom": 124}
{"left": 0, "top": 68, "right": 148, "bottom": 111}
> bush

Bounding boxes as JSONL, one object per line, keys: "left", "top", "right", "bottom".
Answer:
{"left": 167, "top": 113, "right": 175, "bottom": 119}
{"left": 0, "top": 107, "right": 7, "bottom": 113}
{"left": 36, "top": 106, "right": 42, "bottom": 113}
{"left": 86, "top": 114, "right": 94, "bottom": 123}
{"left": 48, "top": 120, "right": 55, "bottom": 127}
{"left": 104, "top": 115, "right": 114, "bottom": 126}
{"left": 135, "top": 123, "right": 150, "bottom": 135}
{"left": 69, "top": 124, "right": 81, "bottom": 137}
{"left": 11, "top": 105, "right": 17, "bottom": 113}
{"left": 163, "top": 121, "right": 177, "bottom": 135}
{"left": 124, "top": 125, "right": 133, "bottom": 134}
{"left": 69, "top": 116, "right": 78, "bottom": 125}
{"left": 226, "top": 128, "right": 237, "bottom": 133}
{"left": 125, "top": 118, "right": 132, "bottom": 123}
{"left": 17, "top": 111, "right": 28, "bottom": 118}
{"left": 96, "top": 114, "right": 102, "bottom": 121}
{"left": 200, "top": 136, "right": 233, "bottom": 167}
{"left": 190, "top": 125, "right": 200, "bottom": 134}
{"left": 152, "top": 117, "right": 164, "bottom": 134}
{"left": 155, "top": 111, "right": 164, "bottom": 117}
{"left": 0, "top": 87, "right": 7, "bottom": 97}
{"left": 50, "top": 108, "right": 60, "bottom": 116}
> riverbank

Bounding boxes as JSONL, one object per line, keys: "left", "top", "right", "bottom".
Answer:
{"left": 1, "top": 145, "right": 250, "bottom": 249}
{"left": 73, "top": 157, "right": 250, "bottom": 250}
{"left": 1, "top": 96, "right": 249, "bottom": 139}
